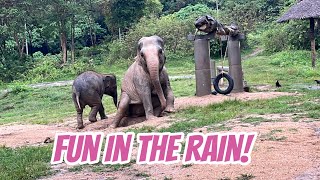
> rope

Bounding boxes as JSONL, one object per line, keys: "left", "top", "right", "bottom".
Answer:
{"left": 221, "top": 35, "right": 229, "bottom": 74}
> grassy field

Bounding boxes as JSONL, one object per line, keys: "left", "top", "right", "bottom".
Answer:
{"left": 0, "top": 55, "right": 195, "bottom": 125}
{"left": 0, "top": 50, "right": 319, "bottom": 179}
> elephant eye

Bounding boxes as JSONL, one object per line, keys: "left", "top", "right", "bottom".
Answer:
{"left": 158, "top": 49, "right": 163, "bottom": 55}
{"left": 140, "top": 52, "right": 145, "bottom": 58}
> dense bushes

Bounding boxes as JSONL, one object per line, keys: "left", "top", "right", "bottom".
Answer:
{"left": 260, "top": 21, "right": 313, "bottom": 53}
{"left": 0, "top": 50, "right": 33, "bottom": 83}
{"left": 107, "top": 4, "right": 217, "bottom": 60}
{"left": 25, "top": 52, "right": 94, "bottom": 83}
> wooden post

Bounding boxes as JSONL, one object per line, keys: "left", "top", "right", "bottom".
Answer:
{"left": 310, "top": 18, "right": 316, "bottom": 67}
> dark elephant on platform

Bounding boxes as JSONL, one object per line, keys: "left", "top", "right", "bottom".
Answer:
{"left": 110, "top": 35, "right": 175, "bottom": 128}
{"left": 72, "top": 71, "right": 117, "bottom": 129}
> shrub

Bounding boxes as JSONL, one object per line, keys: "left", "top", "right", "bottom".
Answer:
{"left": 62, "top": 59, "right": 95, "bottom": 76}
{"left": 261, "top": 21, "right": 311, "bottom": 53}
{"left": 0, "top": 50, "right": 33, "bottom": 83}
{"left": 10, "top": 85, "right": 33, "bottom": 94}
{"left": 25, "top": 54, "right": 95, "bottom": 83}
{"left": 26, "top": 55, "right": 61, "bottom": 82}
{"left": 108, "top": 4, "right": 217, "bottom": 60}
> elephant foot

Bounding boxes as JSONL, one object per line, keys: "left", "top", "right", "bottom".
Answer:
{"left": 109, "top": 122, "right": 118, "bottom": 129}
{"left": 146, "top": 114, "right": 157, "bottom": 120}
{"left": 89, "top": 118, "right": 97, "bottom": 123}
{"left": 77, "top": 124, "right": 85, "bottom": 129}
{"left": 165, "top": 106, "right": 175, "bottom": 113}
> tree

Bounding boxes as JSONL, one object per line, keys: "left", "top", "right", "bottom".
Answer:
{"left": 143, "top": 0, "right": 163, "bottom": 16}
{"left": 105, "top": 0, "right": 146, "bottom": 34}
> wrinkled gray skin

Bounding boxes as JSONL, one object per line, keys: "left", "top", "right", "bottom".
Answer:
{"left": 72, "top": 71, "right": 117, "bottom": 129}
{"left": 110, "top": 36, "right": 175, "bottom": 128}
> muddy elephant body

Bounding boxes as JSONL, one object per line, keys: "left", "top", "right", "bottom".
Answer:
{"left": 72, "top": 71, "right": 117, "bottom": 129}
{"left": 110, "top": 36, "right": 175, "bottom": 128}
{"left": 127, "top": 67, "right": 173, "bottom": 117}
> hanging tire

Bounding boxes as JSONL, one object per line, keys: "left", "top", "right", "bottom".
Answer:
{"left": 213, "top": 73, "right": 234, "bottom": 95}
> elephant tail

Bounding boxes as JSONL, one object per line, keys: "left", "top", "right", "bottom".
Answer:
{"left": 75, "top": 92, "right": 81, "bottom": 110}
{"left": 72, "top": 85, "right": 81, "bottom": 110}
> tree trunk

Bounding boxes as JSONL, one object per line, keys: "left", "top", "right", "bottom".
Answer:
{"left": 13, "top": 32, "right": 25, "bottom": 58}
{"left": 25, "top": 23, "right": 28, "bottom": 56}
{"left": 60, "top": 21, "right": 68, "bottom": 65}
{"left": 27, "top": 30, "right": 33, "bottom": 57}
{"left": 89, "top": 18, "right": 94, "bottom": 47}
{"left": 310, "top": 18, "right": 316, "bottom": 68}
{"left": 71, "top": 16, "right": 75, "bottom": 63}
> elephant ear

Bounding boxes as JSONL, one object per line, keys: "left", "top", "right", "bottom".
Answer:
{"left": 103, "top": 75, "right": 113, "bottom": 88}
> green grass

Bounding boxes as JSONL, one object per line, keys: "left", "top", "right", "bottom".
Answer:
{"left": 243, "top": 50, "right": 320, "bottom": 89}
{"left": 0, "top": 50, "right": 319, "bottom": 179}
{"left": 0, "top": 145, "right": 53, "bottom": 180}
{"left": 0, "top": 54, "right": 196, "bottom": 125}
{"left": 121, "top": 89, "right": 319, "bottom": 135}
{"left": 0, "top": 86, "right": 117, "bottom": 125}
{"left": 261, "top": 129, "right": 287, "bottom": 141}
{"left": 0, "top": 74, "right": 196, "bottom": 125}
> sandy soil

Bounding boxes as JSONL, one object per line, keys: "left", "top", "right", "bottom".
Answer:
{"left": 2, "top": 91, "right": 320, "bottom": 180}
{"left": 42, "top": 116, "right": 320, "bottom": 180}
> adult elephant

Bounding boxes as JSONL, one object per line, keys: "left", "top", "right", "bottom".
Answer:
{"left": 110, "top": 36, "right": 175, "bottom": 128}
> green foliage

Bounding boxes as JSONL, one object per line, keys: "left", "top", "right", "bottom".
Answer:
{"left": 0, "top": 145, "right": 52, "bottom": 180}
{"left": 0, "top": 50, "right": 33, "bottom": 82}
{"left": 109, "top": 4, "right": 217, "bottom": 60}
{"left": 10, "top": 85, "right": 33, "bottom": 95}
{"left": 269, "top": 50, "right": 310, "bottom": 67}
{"left": 106, "top": 40, "right": 129, "bottom": 63}
{"left": 105, "top": 0, "right": 146, "bottom": 33}
{"left": 172, "top": 3, "right": 215, "bottom": 21}
{"left": 261, "top": 21, "right": 310, "bottom": 53}
{"left": 25, "top": 54, "right": 95, "bottom": 83}
{"left": 143, "top": 0, "right": 164, "bottom": 16}
{"left": 26, "top": 55, "right": 61, "bottom": 82}
{"left": 160, "top": 0, "right": 212, "bottom": 14}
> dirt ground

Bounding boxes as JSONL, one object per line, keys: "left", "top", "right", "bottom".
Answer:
{"left": 1, "top": 91, "right": 320, "bottom": 180}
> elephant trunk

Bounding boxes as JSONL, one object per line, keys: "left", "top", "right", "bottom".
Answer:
{"left": 146, "top": 57, "right": 166, "bottom": 111}
{"left": 112, "top": 91, "right": 118, "bottom": 109}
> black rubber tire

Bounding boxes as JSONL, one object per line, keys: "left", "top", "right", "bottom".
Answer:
{"left": 213, "top": 73, "right": 234, "bottom": 95}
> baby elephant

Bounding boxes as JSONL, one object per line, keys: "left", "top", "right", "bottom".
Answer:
{"left": 72, "top": 71, "right": 117, "bottom": 129}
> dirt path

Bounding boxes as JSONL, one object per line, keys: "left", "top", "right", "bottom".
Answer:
{"left": 43, "top": 114, "right": 320, "bottom": 180}
{"left": 243, "top": 48, "right": 264, "bottom": 60}
{"left": 2, "top": 91, "right": 319, "bottom": 180}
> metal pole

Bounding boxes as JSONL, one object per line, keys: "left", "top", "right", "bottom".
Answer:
{"left": 194, "top": 39, "right": 212, "bottom": 96}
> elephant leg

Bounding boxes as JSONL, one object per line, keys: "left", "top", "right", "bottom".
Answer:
{"left": 76, "top": 108, "right": 84, "bottom": 129}
{"left": 73, "top": 93, "right": 85, "bottom": 129}
{"left": 99, "top": 103, "right": 107, "bottom": 120}
{"left": 141, "top": 90, "right": 156, "bottom": 120}
{"left": 151, "top": 95, "right": 162, "bottom": 117}
{"left": 89, "top": 105, "right": 100, "bottom": 122}
{"left": 165, "top": 86, "right": 175, "bottom": 113}
{"left": 110, "top": 93, "right": 130, "bottom": 128}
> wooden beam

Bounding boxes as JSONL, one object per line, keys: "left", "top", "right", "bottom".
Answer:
{"left": 310, "top": 18, "right": 316, "bottom": 67}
